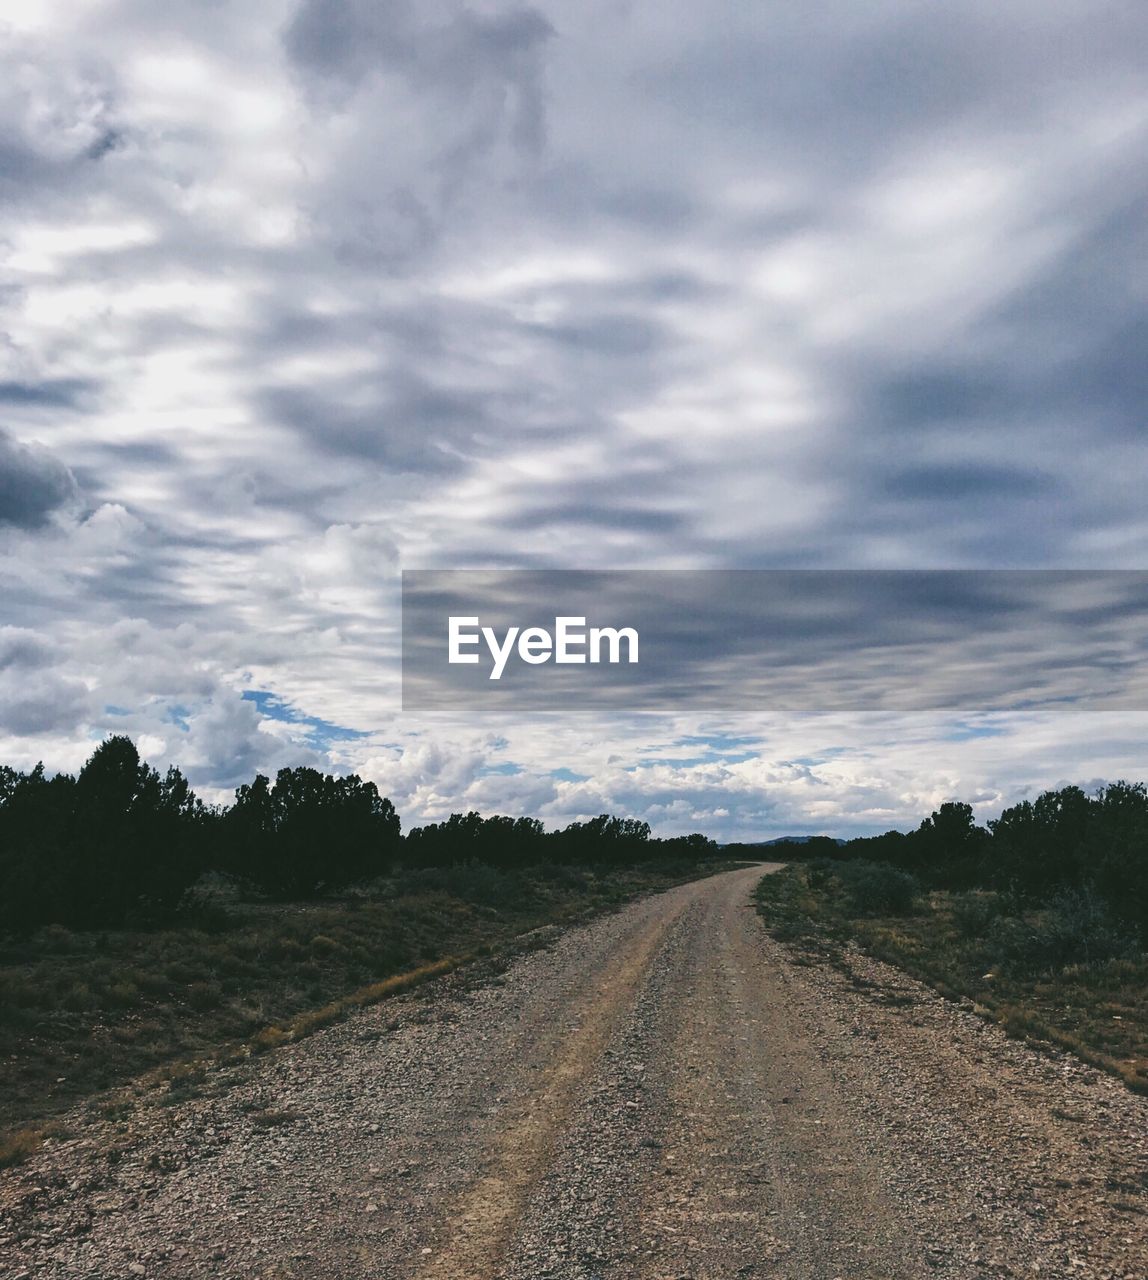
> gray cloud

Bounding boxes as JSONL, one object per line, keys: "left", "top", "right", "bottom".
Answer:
{"left": 2, "top": 0, "right": 1147, "bottom": 833}
{"left": 282, "top": 0, "right": 553, "bottom": 265}
{"left": 0, "top": 627, "right": 57, "bottom": 671}
{"left": 0, "top": 37, "right": 122, "bottom": 207}
{"left": 285, "top": 0, "right": 552, "bottom": 137}
{"left": 0, "top": 379, "right": 98, "bottom": 409}
{"left": 880, "top": 464, "right": 1054, "bottom": 502}
{"left": 499, "top": 502, "right": 685, "bottom": 535}
{"left": 0, "top": 430, "right": 78, "bottom": 528}
{"left": 0, "top": 629, "right": 89, "bottom": 734}
{"left": 0, "top": 673, "right": 90, "bottom": 735}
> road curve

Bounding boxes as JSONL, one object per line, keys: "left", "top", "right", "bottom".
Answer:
{"left": 3, "top": 864, "right": 1146, "bottom": 1279}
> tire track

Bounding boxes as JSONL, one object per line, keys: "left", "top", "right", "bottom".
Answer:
{"left": 632, "top": 884, "right": 923, "bottom": 1277}
{"left": 409, "top": 897, "right": 690, "bottom": 1280}
{"left": 4, "top": 864, "right": 1146, "bottom": 1280}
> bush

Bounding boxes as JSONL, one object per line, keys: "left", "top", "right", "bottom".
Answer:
{"left": 533, "top": 863, "right": 591, "bottom": 890}
{"left": 836, "top": 861, "right": 919, "bottom": 916}
{"left": 393, "top": 861, "right": 516, "bottom": 907}
{"left": 38, "top": 924, "right": 76, "bottom": 953}
{"left": 990, "top": 889, "right": 1137, "bottom": 975}
{"left": 950, "top": 890, "right": 1005, "bottom": 938}
{"left": 105, "top": 981, "right": 140, "bottom": 1007}
{"left": 186, "top": 981, "right": 223, "bottom": 1011}
{"left": 61, "top": 982, "right": 95, "bottom": 1012}
{"left": 0, "top": 974, "right": 39, "bottom": 1014}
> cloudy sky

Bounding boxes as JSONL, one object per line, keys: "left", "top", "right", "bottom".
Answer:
{"left": 1, "top": 0, "right": 1146, "bottom": 839}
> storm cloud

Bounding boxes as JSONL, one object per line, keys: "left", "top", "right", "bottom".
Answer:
{"left": 0, "top": 429, "right": 78, "bottom": 528}
{"left": 1, "top": 1, "right": 1146, "bottom": 834}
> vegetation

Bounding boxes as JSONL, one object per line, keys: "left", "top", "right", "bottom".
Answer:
{"left": 6, "top": 731, "right": 1148, "bottom": 1140}
{"left": 0, "top": 736, "right": 716, "bottom": 932}
{"left": 754, "top": 783, "right": 1148, "bottom": 1093}
{"left": 405, "top": 810, "right": 711, "bottom": 868}
{"left": 0, "top": 735, "right": 723, "bottom": 1156}
{"left": 0, "top": 858, "right": 725, "bottom": 1146}
{"left": 742, "top": 782, "right": 1148, "bottom": 934}
{"left": 0, "top": 737, "right": 402, "bottom": 930}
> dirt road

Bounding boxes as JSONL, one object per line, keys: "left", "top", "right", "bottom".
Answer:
{"left": 3, "top": 864, "right": 1146, "bottom": 1279}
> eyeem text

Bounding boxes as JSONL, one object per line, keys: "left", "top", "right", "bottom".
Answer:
{"left": 448, "top": 616, "right": 640, "bottom": 680}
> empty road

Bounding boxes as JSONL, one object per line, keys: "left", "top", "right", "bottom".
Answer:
{"left": 4, "top": 864, "right": 1146, "bottom": 1279}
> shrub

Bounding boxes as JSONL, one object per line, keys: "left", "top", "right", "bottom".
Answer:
{"left": 394, "top": 861, "right": 515, "bottom": 907}
{"left": 250, "top": 1026, "right": 289, "bottom": 1054}
{"left": 61, "top": 982, "right": 95, "bottom": 1012}
{"left": 186, "top": 981, "right": 223, "bottom": 1011}
{"left": 990, "top": 889, "right": 1137, "bottom": 975}
{"left": 106, "top": 980, "right": 142, "bottom": 1007}
{"left": 950, "top": 890, "right": 1005, "bottom": 938}
{"left": 38, "top": 924, "right": 76, "bottom": 953}
{"left": 0, "top": 974, "right": 40, "bottom": 1014}
{"left": 806, "top": 858, "right": 837, "bottom": 892}
{"left": 534, "top": 862, "right": 591, "bottom": 890}
{"left": 264, "top": 938, "right": 306, "bottom": 962}
{"left": 836, "top": 861, "right": 919, "bottom": 916}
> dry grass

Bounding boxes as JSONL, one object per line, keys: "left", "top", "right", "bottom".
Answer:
{"left": 0, "top": 1127, "right": 43, "bottom": 1168}
{"left": 757, "top": 862, "right": 1148, "bottom": 1094}
{"left": 249, "top": 956, "right": 463, "bottom": 1052}
{"left": 0, "top": 857, "right": 728, "bottom": 1159}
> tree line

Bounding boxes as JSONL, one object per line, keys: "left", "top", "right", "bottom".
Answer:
{"left": 6, "top": 736, "right": 1145, "bottom": 937}
{"left": 0, "top": 736, "right": 715, "bottom": 932}
{"left": 405, "top": 811, "right": 711, "bottom": 869}
{"left": 735, "top": 784, "right": 1148, "bottom": 937}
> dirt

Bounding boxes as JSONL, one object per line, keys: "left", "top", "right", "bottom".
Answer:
{"left": 2, "top": 864, "right": 1145, "bottom": 1279}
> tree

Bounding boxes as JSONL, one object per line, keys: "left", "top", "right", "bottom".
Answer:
{"left": 1090, "top": 781, "right": 1148, "bottom": 933}
{"left": 912, "top": 801, "right": 989, "bottom": 886}
{"left": 69, "top": 736, "right": 205, "bottom": 925}
{"left": 225, "top": 766, "right": 401, "bottom": 895}
{"left": 0, "top": 763, "right": 76, "bottom": 931}
{"left": 988, "top": 785, "right": 1091, "bottom": 897}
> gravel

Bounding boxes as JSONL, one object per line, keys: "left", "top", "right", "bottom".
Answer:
{"left": 2, "top": 864, "right": 1145, "bottom": 1279}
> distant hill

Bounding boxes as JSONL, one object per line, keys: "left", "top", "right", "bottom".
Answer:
{"left": 722, "top": 835, "right": 847, "bottom": 848}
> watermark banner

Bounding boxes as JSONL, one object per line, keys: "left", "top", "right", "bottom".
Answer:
{"left": 401, "top": 570, "right": 1148, "bottom": 718}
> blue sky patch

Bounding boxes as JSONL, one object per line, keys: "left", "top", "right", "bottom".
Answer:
{"left": 242, "top": 689, "right": 368, "bottom": 748}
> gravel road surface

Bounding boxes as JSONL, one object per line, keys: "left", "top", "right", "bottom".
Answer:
{"left": 3, "top": 864, "right": 1146, "bottom": 1279}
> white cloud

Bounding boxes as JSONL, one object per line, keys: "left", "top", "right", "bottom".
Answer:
{"left": 1, "top": 0, "right": 1147, "bottom": 833}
